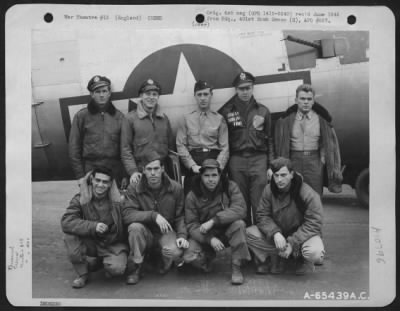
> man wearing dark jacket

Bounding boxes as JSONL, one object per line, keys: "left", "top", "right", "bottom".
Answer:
{"left": 61, "top": 166, "right": 128, "bottom": 288}
{"left": 246, "top": 157, "right": 325, "bottom": 275}
{"left": 219, "top": 71, "right": 274, "bottom": 225}
{"left": 123, "top": 150, "right": 189, "bottom": 285}
{"left": 69, "top": 75, "right": 126, "bottom": 187}
{"left": 184, "top": 159, "right": 251, "bottom": 285}
{"left": 274, "top": 84, "right": 342, "bottom": 195}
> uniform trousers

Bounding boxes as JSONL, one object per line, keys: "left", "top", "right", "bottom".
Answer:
{"left": 127, "top": 223, "right": 184, "bottom": 270}
{"left": 183, "top": 220, "right": 251, "bottom": 269}
{"left": 228, "top": 153, "right": 268, "bottom": 225}
{"left": 290, "top": 151, "right": 323, "bottom": 196}
{"left": 246, "top": 225, "right": 325, "bottom": 264}
{"left": 64, "top": 234, "right": 128, "bottom": 277}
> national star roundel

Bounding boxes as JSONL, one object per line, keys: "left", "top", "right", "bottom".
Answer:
{"left": 122, "top": 44, "right": 243, "bottom": 97}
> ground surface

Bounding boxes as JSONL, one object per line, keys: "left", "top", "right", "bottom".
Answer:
{"left": 32, "top": 181, "right": 368, "bottom": 303}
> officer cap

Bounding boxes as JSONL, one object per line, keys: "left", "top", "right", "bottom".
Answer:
{"left": 142, "top": 149, "right": 162, "bottom": 168}
{"left": 139, "top": 78, "right": 162, "bottom": 95}
{"left": 232, "top": 71, "right": 255, "bottom": 87}
{"left": 199, "top": 158, "right": 220, "bottom": 174}
{"left": 194, "top": 80, "right": 213, "bottom": 93}
{"left": 87, "top": 75, "right": 111, "bottom": 92}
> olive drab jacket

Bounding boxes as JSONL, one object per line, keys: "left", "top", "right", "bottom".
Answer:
{"left": 218, "top": 95, "right": 274, "bottom": 166}
{"left": 256, "top": 173, "right": 323, "bottom": 257}
{"left": 185, "top": 175, "right": 247, "bottom": 244}
{"left": 60, "top": 173, "right": 125, "bottom": 246}
{"left": 120, "top": 101, "right": 175, "bottom": 175}
{"left": 122, "top": 173, "right": 187, "bottom": 239}
{"left": 68, "top": 101, "right": 125, "bottom": 179}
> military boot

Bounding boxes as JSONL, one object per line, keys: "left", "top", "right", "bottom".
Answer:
{"left": 270, "top": 255, "right": 285, "bottom": 274}
{"left": 231, "top": 259, "right": 244, "bottom": 285}
{"left": 295, "top": 257, "right": 314, "bottom": 275}
{"left": 72, "top": 273, "right": 89, "bottom": 289}
{"left": 126, "top": 263, "right": 142, "bottom": 285}
{"left": 254, "top": 257, "right": 269, "bottom": 275}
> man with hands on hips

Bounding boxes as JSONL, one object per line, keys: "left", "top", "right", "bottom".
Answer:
{"left": 122, "top": 150, "right": 188, "bottom": 285}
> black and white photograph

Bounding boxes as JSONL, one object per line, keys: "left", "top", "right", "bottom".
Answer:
{"left": 5, "top": 4, "right": 395, "bottom": 307}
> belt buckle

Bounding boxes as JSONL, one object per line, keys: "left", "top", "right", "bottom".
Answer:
{"left": 202, "top": 148, "right": 210, "bottom": 152}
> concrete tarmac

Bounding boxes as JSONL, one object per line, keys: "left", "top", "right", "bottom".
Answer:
{"left": 32, "top": 181, "right": 369, "bottom": 302}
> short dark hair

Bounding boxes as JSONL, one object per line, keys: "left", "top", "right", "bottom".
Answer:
{"left": 295, "top": 84, "right": 315, "bottom": 97}
{"left": 91, "top": 166, "right": 114, "bottom": 180}
{"left": 270, "top": 157, "right": 293, "bottom": 173}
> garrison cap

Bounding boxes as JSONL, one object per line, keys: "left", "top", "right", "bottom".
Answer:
{"left": 199, "top": 158, "right": 220, "bottom": 174}
{"left": 233, "top": 71, "right": 255, "bottom": 87}
{"left": 87, "top": 75, "right": 111, "bottom": 92}
{"left": 141, "top": 150, "right": 162, "bottom": 168}
{"left": 139, "top": 78, "right": 161, "bottom": 95}
{"left": 194, "top": 80, "right": 213, "bottom": 93}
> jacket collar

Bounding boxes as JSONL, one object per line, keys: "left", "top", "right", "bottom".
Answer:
{"left": 87, "top": 100, "right": 116, "bottom": 116}
{"left": 190, "top": 108, "right": 218, "bottom": 115}
{"left": 285, "top": 102, "right": 332, "bottom": 123}
{"left": 79, "top": 172, "right": 121, "bottom": 205}
{"left": 228, "top": 94, "right": 259, "bottom": 110}
{"left": 137, "top": 101, "right": 164, "bottom": 119}
{"left": 270, "top": 171, "right": 303, "bottom": 200}
{"left": 136, "top": 172, "right": 173, "bottom": 194}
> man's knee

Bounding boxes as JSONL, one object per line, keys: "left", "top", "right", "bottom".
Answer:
{"left": 104, "top": 262, "right": 126, "bottom": 276}
{"left": 302, "top": 237, "right": 325, "bottom": 264}
{"left": 183, "top": 239, "right": 202, "bottom": 263}
{"left": 161, "top": 244, "right": 183, "bottom": 259}
{"left": 127, "top": 222, "right": 146, "bottom": 234}
{"left": 226, "top": 219, "right": 247, "bottom": 237}
{"left": 246, "top": 225, "right": 262, "bottom": 239}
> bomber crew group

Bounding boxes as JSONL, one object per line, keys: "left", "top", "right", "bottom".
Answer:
{"left": 61, "top": 72, "right": 343, "bottom": 288}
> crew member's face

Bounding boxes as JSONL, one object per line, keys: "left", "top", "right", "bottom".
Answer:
{"left": 90, "top": 86, "right": 111, "bottom": 107}
{"left": 141, "top": 90, "right": 159, "bottom": 111}
{"left": 92, "top": 172, "right": 112, "bottom": 199}
{"left": 201, "top": 168, "right": 221, "bottom": 192}
{"left": 273, "top": 166, "right": 293, "bottom": 191}
{"left": 195, "top": 88, "right": 212, "bottom": 111}
{"left": 236, "top": 83, "right": 254, "bottom": 103}
{"left": 144, "top": 160, "right": 164, "bottom": 189}
{"left": 296, "top": 90, "right": 315, "bottom": 114}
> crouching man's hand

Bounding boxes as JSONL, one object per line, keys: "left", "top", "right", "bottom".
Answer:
{"left": 155, "top": 214, "right": 172, "bottom": 234}
{"left": 200, "top": 219, "right": 214, "bottom": 234}
{"left": 96, "top": 222, "right": 109, "bottom": 235}
{"left": 278, "top": 243, "right": 293, "bottom": 259}
{"left": 210, "top": 237, "right": 225, "bottom": 252}
{"left": 273, "top": 232, "right": 287, "bottom": 251}
{"left": 176, "top": 238, "right": 189, "bottom": 249}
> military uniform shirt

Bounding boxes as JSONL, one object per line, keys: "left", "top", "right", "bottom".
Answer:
{"left": 290, "top": 110, "right": 320, "bottom": 151}
{"left": 176, "top": 109, "right": 229, "bottom": 169}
